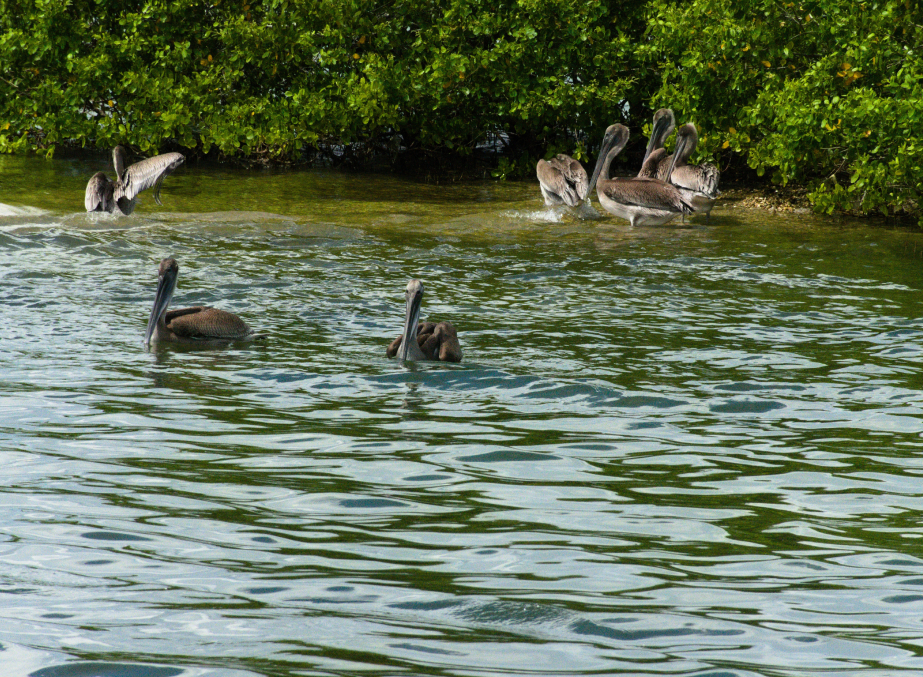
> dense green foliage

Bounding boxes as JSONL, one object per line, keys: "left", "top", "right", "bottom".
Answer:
{"left": 0, "top": 0, "right": 920, "bottom": 219}
{"left": 644, "top": 0, "right": 923, "bottom": 218}
{"left": 0, "top": 0, "right": 644, "bottom": 164}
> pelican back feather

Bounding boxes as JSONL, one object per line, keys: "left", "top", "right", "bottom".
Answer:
{"left": 387, "top": 320, "right": 462, "bottom": 362}
{"left": 552, "top": 154, "right": 588, "bottom": 201}
{"left": 601, "top": 178, "right": 693, "bottom": 214}
{"left": 672, "top": 163, "right": 720, "bottom": 197}
{"left": 165, "top": 306, "right": 254, "bottom": 341}
{"left": 537, "top": 159, "right": 581, "bottom": 207}
{"left": 85, "top": 172, "right": 115, "bottom": 212}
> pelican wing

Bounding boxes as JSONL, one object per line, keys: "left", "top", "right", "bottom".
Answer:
{"left": 602, "top": 178, "right": 693, "bottom": 214}
{"left": 85, "top": 172, "right": 114, "bottom": 212}
{"left": 418, "top": 321, "right": 462, "bottom": 362}
{"left": 387, "top": 322, "right": 437, "bottom": 358}
{"left": 165, "top": 306, "right": 254, "bottom": 341}
{"left": 553, "top": 154, "right": 588, "bottom": 200}
{"left": 672, "top": 163, "right": 720, "bottom": 197}
{"left": 433, "top": 321, "right": 462, "bottom": 362}
{"left": 387, "top": 321, "right": 460, "bottom": 362}
{"left": 537, "top": 159, "right": 581, "bottom": 207}
{"left": 115, "top": 152, "right": 185, "bottom": 205}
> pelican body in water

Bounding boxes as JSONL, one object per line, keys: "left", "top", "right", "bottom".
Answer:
{"left": 387, "top": 279, "right": 462, "bottom": 362}
{"left": 587, "top": 124, "right": 692, "bottom": 227}
{"left": 144, "top": 258, "right": 260, "bottom": 346}
{"left": 536, "top": 154, "right": 588, "bottom": 207}
{"left": 86, "top": 146, "right": 184, "bottom": 215}
{"left": 639, "top": 118, "right": 720, "bottom": 219}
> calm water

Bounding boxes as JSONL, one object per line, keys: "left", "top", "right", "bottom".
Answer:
{"left": 2, "top": 153, "right": 923, "bottom": 677}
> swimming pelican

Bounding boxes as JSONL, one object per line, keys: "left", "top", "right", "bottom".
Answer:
{"left": 85, "top": 146, "right": 184, "bottom": 215}
{"left": 387, "top": 279, "right": 462, "bottom": 362}
{"left": 536, "top": 154, "right": 588, "bottom": 207}
{"left": 639, "top": 122, "right": 720, "bottom": 220}
{"left": 144, "top": 258, "right": 260, "bottom": 346}
{"left": 587, "top": 124, "right": 693, "bottom": 227}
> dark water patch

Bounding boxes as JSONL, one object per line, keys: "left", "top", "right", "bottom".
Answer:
{"left": 458, "top": 450, "right": 557, "bottom": 463}
{"left": 390, "top": 599, "right": 464, "bottom": 612}
{"left": 389, "top": 642, "right": 466, "bottom": 656}
{"left": 882, "top": 594, "right": 923, "bottom": 604}
{"left": 571, "top": 619, "right": 744, "bottom": 641}
{"left": 339, "top": 498, "right": 407, "bottom": 508}
{"left": 709, "top": 399, "right": 786, "bottom": 414}
{"left": 30, "top": 664, "right": 183, "bottom": 677}
{"left": 80, "top": 532, "right": 153, "bottom": 542}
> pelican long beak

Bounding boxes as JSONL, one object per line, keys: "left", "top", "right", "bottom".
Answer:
{"left": 664, "top": 132, "right": 688, "bottom": 186}
{"left": 643, "top": 112, "right": 674, "bottom": 165}
{"left": 587, "top": 127, "right": 619, "bottom": 197}
{"left": 143, "top": 267, "right": 177, "bottom": 346}
{"left": 397, "top": 286, "right": 423, "bottom": 362}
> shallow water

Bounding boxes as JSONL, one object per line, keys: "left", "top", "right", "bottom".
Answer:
{"left": 2, "top": 153, "right": 923, "bottom": 676}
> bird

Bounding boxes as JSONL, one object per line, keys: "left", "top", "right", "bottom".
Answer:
{"left": 586, "top": 124, "right": 693, "bottom": 227}
{"left": 143, "top": 258, "right": 261, "bottom": 346}
{"left": 536, "top": 153, "right": 588, "bottom": 207}
{"left": 640, "top": 108, "right": 677, "bottom": 169}
{"left": 85, "top": 146, "right": 184, "bottom": 215}
{"left": 386, "top": 279, "right": 462, "bottom": 362}
{"left": 638, "top": 122, "right": 720, "bottom": 220}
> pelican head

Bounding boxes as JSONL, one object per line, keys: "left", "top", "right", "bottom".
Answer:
{"left": 643, "top": 109, "right": 676, "bottom": 165}
{"left": 587, "top": 124, "right": 630, "bottom": 195}
{"left": 674, "top": 123, "right": 699, "bottom": 164}
{"left": 398, "top": 279, "right": 426, "bottom": 362}
{"left": 665, "top": 124, "right": 696, "bottom": 181}
{"left": 144, "top": 257, "right": 179, "bottom": 346}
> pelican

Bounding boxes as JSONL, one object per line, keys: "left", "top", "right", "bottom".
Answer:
{"left": 639, "top": 121, "right": 720, "bottom": 220}
{"left": 536, "top": 154, "right": 588, "bottom": 207}
{"left": 85, "top": 146, "right": 184, "bottom": 214}
{"left": 587, "top": 124, "right": 693, "bottom": 227}
{"left": 387, "top": 279, "right": 462, "bottom": 362}
{"left": 144, "top": 258, "right": 261, "bottom": 346}
{"left": 641, "top": 108, "right": 676, "bottom": 168}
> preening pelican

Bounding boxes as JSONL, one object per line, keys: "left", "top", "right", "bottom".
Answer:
{"left": 587, "top": 124, "right": 693, "bottom": 227}
{"left": 86, "top": 146, "right": 184, "bottom": 215}
{"left": 144, "top": 258, "right": 261, "bottom": 346}
{"left": 536, "top": 154, "right": 588, "bottom": 207}
{"left": 638, "top": 122, "right": 720, "bottom": 220}
{"left": 387, "top": 279, "right": 462, "bottom": 363}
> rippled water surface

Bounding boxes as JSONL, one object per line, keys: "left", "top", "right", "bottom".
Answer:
{"left": 2, "top": 153, "right": 923, "bottom": 676}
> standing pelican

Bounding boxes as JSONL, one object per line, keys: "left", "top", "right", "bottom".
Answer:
{"left": 85, "top": 146, "right": 184, "bottom": 215}
{"left": 639, "top": 122, "right": 720, "bottom": 219}
{"left": 536, "top": 154, "right": 588, "bottom": 207}
{"left": 144, "top": 258, "right": 260, "bottom": 346}
{"left": 387, "top": 279, "right": 462, "bottom": 362}
{"left": 587, "top": 124, "right": 693, "bottom": 227}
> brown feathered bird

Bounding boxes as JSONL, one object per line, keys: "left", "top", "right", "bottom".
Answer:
{"left": 143, "top": 258, "right": 261, "bottom": 346}
{"left": 387, "top": 279, "right": 462, "bottom": 362}
{"left": 86, "top": 146, "right": 184, "bottom": 215}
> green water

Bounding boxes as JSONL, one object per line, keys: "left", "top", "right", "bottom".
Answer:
{"left": 2, "top": 153, "right": 923, "bottom": 676}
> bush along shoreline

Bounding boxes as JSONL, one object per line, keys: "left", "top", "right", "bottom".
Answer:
{"left": 1, "top": 0, "right": 920, "bottom": 222}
